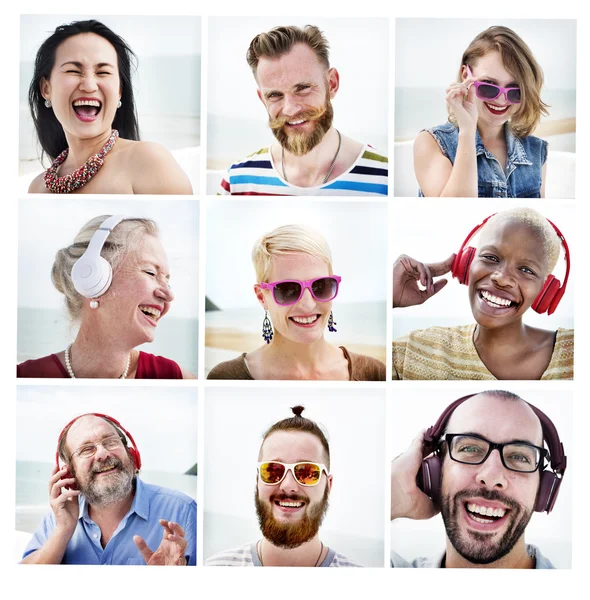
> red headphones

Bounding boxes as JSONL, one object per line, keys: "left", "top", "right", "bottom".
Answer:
{"left": 417, "top": 394, "right": 567, "bottom": 514}
{"left": 56, "top": 413, "right": 142, "bottom": 472}
{"left": 451, "top": 214, "right": 570, "bottom": 316}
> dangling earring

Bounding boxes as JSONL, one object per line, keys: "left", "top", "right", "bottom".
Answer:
{"left": 90, "top": 300, "right": 99, "bottom": 309}
{"left": 44, "top": 99, "right": 52, "bottom": 108}
{"left": 262, "top": 311, "right": 273, "bottom": 344}
{"left": 327, "top": 311, "right": 337, "bottom": 332}
{"left": 117, "top": 100, "right": 122, "bottom": 109}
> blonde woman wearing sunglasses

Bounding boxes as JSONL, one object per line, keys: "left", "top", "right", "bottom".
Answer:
{"left": 414, "top": 26, "right": 549, "bottom": 198}
{"left": 207, "top": 224, "right": 385, "bottom": 380}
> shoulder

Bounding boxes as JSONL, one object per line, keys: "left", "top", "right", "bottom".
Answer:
{"left": 355, "top": 145, "right": 389, "bottom": 171}
{"left": 527, "top": 544, "right": 555, "bottom": 569}
{"left": 227, "top": 147, "right": 272, "bottom": 171}
{"left": 328, "top": 551, "right": 363, "bottom": 567}
{"left": 206, "top": 543, "right": 254, "bottom": 566}
{"left": 136, "top": 352, "right": 183, "bottom": 379}
{"left": 121, "top": 140, "right": 192, "bottom": 194}
{"left": 341, "top": 347, "right": 386, "bottom": 381}
{"left": 415, "top": 123, "right": 456, "bottom": 155}
{"left": 542, "top": 328, "right": 574, "bottom": 380}
{"left": 395, "top": 324, "right": 475, "bottom": 347}
{"left": 28, "top": 172, "right": 47, "bottom": 193}
{"left": 390, "top": 551, "right": 442, "bottom": 568}
{"left": 17, "top": 354, "right": 67, "bottom": 378}
{"left": 207, "top": 353, "right": 251, "bottom": 380}
{"left": 141, "top": 481, "right": 196, "bottom": 510}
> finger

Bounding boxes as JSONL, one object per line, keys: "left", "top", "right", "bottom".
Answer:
{"left": 427, "top": 278, "right": 448, "bottom": 299}
{"left": 50, "top": 478, "right": 76, "bottom": 499}
{"left": 48, "top": 467, "right": 68, "bottom": 489}
{"left": 167, "top": 521, "right": 186, "bottom": 539}
{"left": 133, "top": 535, "right": 154, "bottom": 564}
{"left": 425, "top": 254, "right": 455, "bottom": 277}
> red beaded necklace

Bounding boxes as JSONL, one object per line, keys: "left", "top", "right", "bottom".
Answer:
{"left": 43, "top": 129, "right": 119, "bottom": 194}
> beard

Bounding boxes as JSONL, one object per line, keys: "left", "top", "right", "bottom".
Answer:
{"left": 268, "top": 90, "right": 334, "bottom": 157}
{"left": 73, "top": 455, "right": 136, "bottom": 509}
{"left": 255, "top": 485, "right": 330, "bottom": 549}
{"left": 441, "top": 486, "right": 533, "bottom": 565}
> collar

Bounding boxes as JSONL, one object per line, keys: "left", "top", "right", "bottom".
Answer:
{"left": 79, "top": 476, "right": 147, "bottom": 523}
{"left": 475, "top": 124, "right": 532, "bottom": 166}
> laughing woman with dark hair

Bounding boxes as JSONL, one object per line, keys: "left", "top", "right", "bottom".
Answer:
{"left": 28, "top": 20, "right": 192, "bottom": 195}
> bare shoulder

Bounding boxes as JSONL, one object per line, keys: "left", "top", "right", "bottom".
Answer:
{"left": 28, "top": 172, "right": 48, "bottom": 193}
{"left": 181, "top": 366, "right": 197, "bottom": 379}
{"left": 413, "top": 130, "right": 443, "bottom": 160}
{"left": 120, "top": 140, "right": 193, "bottom": 195}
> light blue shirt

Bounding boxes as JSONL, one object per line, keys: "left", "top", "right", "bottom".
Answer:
{"left": 22, "top": 478, "right": 196, "bottom": 565}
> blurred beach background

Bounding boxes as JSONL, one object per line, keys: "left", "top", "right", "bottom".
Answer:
{"left": 19, "top": 15, "right": 201, "bottom": 192}
{"left": 16, "top": 386, "right": 198, "bottom": 560}
{"left": 18, "top": 198, "right": 199, "bottom": 375}
{"left": 205, "top": 200, "right": 388, "bottom": 377}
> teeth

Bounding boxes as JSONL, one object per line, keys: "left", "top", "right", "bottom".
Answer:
{"left": 288, "top": 120, "right": 305, "bottom": 125}
{"left": 139, "top": 306, "right": 161, "bottom": 319}
{"left": 278, "top": 501, "right": 304, "bottom": 508}
{"left": 73, "top": 99, "right": 101, "bottom": 107}
{"left": 467, "top": 503, "right": 506, "bottom": 518}
{"left": 486, "top": 103, "right": 507, "bottom": 112}
{"left": 481, "top": 290, "right": 513, "bottom": 307}
{"left": 291, "top": 315, "right": 318, "bottom": 324}
{"left": 96, "top": 465, "right": 116, "bottom": 473}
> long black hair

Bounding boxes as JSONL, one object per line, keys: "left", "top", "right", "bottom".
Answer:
{"left": 28, "top": 20, "right": 140, "bottom": 162}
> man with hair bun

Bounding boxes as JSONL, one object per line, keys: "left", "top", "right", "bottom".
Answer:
{"left": 206, "top": 405, "right": 361, "bottom": 566}
{"left": 219, "top": 24, "right": 388, "bottom": 196}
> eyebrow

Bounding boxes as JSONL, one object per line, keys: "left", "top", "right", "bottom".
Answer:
{"left": 480, "top": 75, "right": 519, "bottom": 87}
{"left": 60, "top": 61, "right": 116, "bottom": 69}
{"left": 455, "top": 432, "right": 540, "bottom": 447}
{"left": 262, "top": 81, "right": 318, "bottom": 100}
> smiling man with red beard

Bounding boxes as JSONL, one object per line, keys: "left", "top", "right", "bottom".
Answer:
{"left": 21, "top": 414, "right": 196, "bottom": 565}
{"left": 207, "top": 406, "right": 361, "bottom": 567}
{"left": 390, "top": 391, "right": 567, "bottom": 568}
{"left": 218, "top": 25, "right": 388, "bottom": 197}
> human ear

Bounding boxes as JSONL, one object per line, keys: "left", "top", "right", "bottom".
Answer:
{"left": 40, "top": 76, "right": 51, "bottom": 100}
{"left": 327, "top": 68, "right": 340, "bottom": 98}
{"left": 254, "top": 284, "right": 268, "bottom": 310}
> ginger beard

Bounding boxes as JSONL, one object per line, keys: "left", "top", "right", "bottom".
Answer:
{"left": 268, "top": 90, "right": 334, "bottom": 157}
{"left": 440, "top": 485, "right": 534, "bottom": 565}
{"left": 71, "top": 454, "right": 136, "bottom": 509}
{"left": 254, "top": 485, "right": 330, "bottom": 549}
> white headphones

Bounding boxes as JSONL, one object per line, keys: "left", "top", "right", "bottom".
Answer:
{"left": 71, "top": 215, "right": 126, "bottom": 298}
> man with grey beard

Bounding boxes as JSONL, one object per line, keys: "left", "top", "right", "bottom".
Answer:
{"left": 21, "top": 414, "right": 196, "bottom": 565}
{"left": 218, "top": 25, "right": 388, "bottom": 197}
{"left": 206, "top": 406, "right": 361, "bottom": 567}
{"left": 390, "top": 391, "right": 566, "bottom": 569}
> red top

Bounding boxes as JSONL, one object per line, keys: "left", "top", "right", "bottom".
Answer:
{"left": 17, "top": 351, "right": 183, "bottom": 379}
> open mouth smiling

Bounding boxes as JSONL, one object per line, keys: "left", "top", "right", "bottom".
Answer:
{"left": 289, "top": 314, "right": 320, "bottom": 327}
{"left": 484, "top": 103, "right": 510, "bottom": 116}
{"left": 464, "top": 500, "right": 511, "bottom": 530}
{"left": 478, "top": 289, "right": 519, "bottom": 310}
{"left": 139, "top": 304, "right": 163, "bottom": 326}
{"left": 72, "top": 98, "right": 102, "bottom": 121}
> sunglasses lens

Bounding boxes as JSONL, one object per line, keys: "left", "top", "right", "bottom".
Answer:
{"left": 507, "top": 88, "right": 521, "bottom": 104}
{"left": 293, "top": 463, "right": 322, "bottom": 485}
{"left": 259, "top": 462, "right": 286, "bottom": 484}
{"left": 273, "top": 281, "right": 302, "bottom": 305}
{"left": 311, "top": 277, "right": 338, "bottom": 301}
{"left": 476, "top": 83, "right": 500, "bottom": 100}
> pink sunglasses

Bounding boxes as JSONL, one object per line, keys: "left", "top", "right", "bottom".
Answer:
{"left": 466, "top": 65, "right": 521, "bottom": 105}
{"left": 259, "top": 276, "right": 341, "bottom": 306}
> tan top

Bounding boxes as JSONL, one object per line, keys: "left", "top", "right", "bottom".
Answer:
{"left": 208, "top": 346, "right": 385, "bottom": 381}
{"left": 392, "top": 324, "right": 574, "bottom": 380}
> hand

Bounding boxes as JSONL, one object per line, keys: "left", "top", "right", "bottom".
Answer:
{"left": 134, "top": 520, "right": 188, "bottom": 566}
{"left": 392, "top": 254, "right": 455, "bottom": 308}
{"left": 391, "top": 431, "right": 439, "bottom": 521}
{"left": 49, "top": 465, "right": 80, "bottom": 535}
{"left": 446, "top": 76, "right": 479, "bottom": 131}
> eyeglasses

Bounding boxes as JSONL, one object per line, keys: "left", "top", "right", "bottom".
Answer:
{"left": 466, "top": 65, "right": 521, "bottom": 105}
{"left": 444, "top": 433, "right": 547, "bottom": 473}
{"left": 71, "top": 435, "right": 124, "bottom": 459}
{"left": 258, "top": 461, "right": 330, "bottom": 486}
{"left": 259, "top": 276, "right": 341, "bottom": 306}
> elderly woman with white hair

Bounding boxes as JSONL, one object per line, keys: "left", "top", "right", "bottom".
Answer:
{"left": 391, "top": 207, "right": 573, "bottom": 379}
{"left": 18, "top": 215, "right": 195, "bottom": 379}
{"left": 208, "top": 224, "right": 385, "bottom": 380}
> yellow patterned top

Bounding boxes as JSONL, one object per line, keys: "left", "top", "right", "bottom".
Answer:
{"left": 392, "top": 324, "right": 574, "bottom": 380}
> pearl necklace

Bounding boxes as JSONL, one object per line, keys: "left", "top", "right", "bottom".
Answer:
{"left": 282, "top": 129, "right": 342, "bottom": 185}
{"left": 64, "top": 343, "right": 130, "bottom": 379}
{"left": 257, "top": 540, "right": 324, "bottom": 567}
{"left": 44, "top": 129, "right": 119, "bottom": 193}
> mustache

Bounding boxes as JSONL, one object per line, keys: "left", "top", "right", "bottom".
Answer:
{"left": 270, "top": 492, "right": 309, "bottom": 504}
{"left": 268, "top": 105, "right": 328, "bottom": 131}
{"left": 453, "top": 488, "right": 522, "bottom": 512}
{"left": 89, "top": 457, "right": 123, "bottom": 478}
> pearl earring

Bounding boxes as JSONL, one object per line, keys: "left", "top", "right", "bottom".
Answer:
{"left": 117, "top": 100, "right": 122, "bottom": 109}
{"left": 44, "top": 99, "right": 52, "bottom": 108}
{"left": 90, "top": 300, "right": 99, "bottom": 309}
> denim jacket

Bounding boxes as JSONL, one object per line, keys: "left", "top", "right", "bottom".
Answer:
{"left": 419, "top": 122, "right": 548, "bottom": 198}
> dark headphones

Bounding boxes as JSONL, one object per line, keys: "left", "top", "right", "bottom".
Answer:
{"left": 417, "top": 394, "right": 567, "bottom": 514}
{"left": 56, "top": 413, "right": 142, "bottom": 472}
{"left": 451, "top": 214, "right": 570, "bottom": 315}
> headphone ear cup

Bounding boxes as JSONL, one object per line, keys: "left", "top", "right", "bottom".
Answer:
{"left": 72, "top": 255, "right": 113, "bottom": 298}
{"left": 417, "top": 455, "right": 442, "bottom": 507}
{"left": 452, "top": 247, "right": 476, "bottom": 285}
{"left": 128, "top": 447, "right": 142, "bottom": 471}
{"left": 532, "top": 275, "right": 560, "bottom": 315}
{"left": 535, "top": 470, "right": 562, "bottom": 513}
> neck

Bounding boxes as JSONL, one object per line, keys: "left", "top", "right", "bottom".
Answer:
{"left": 259, "top": 535, "right": 325, "bottom": 567}
{"left": 473, "top": 319, "right": 528, "bottom": 350}
{"left": 70, "top": 320, "right": 136, "bottom": 378}
{"left": 274, "top": 127, "right": 339, "bottom": 183}
{"left": 477, "top": 120, "right": 506, "bottom": 144}
{"left": 88, "top": 488, "right": 134, "bottom": 528}
{"left": 262, "top": 333, "right": 336, "bottom": 377}
{"left": 444, "top": 537, "right": 534, "bottom": 569}
{"left": 63, "top": 129, "right": 114, "bottom": 167}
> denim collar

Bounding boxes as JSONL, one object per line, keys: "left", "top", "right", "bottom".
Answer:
{"left": 475, "top": 124, "right": 533, "bottom": 166}
{"left": 79, "top": 476, "right": 147, "bottom": 523}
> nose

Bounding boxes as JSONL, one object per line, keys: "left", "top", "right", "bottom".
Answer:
{"left": 475, "top": 449, "right": 508, "bottom": 490}
{"left": 296, "top": 287, "right": 317, "bottom": 310}
{"left": 281, "top": 93, "right": 304, "bottom": 118}
{"left": 93, "top": 442, "right": 109, "bottom": 461}
{"left": 79, "top": 72, "right": 98, "bottom": 93}
{"left": 279, "top": 467, "right": 299, "bottom": 493}
{"left": 155, "top": 280, "right": 175, "bottom": 303}
{"left": 490, "top": 263, "right": 515, "bottom": 288}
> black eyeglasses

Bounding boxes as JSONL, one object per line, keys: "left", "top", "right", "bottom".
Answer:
{"left": 444, "top": 433, "right": 548, "bottom": 473}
